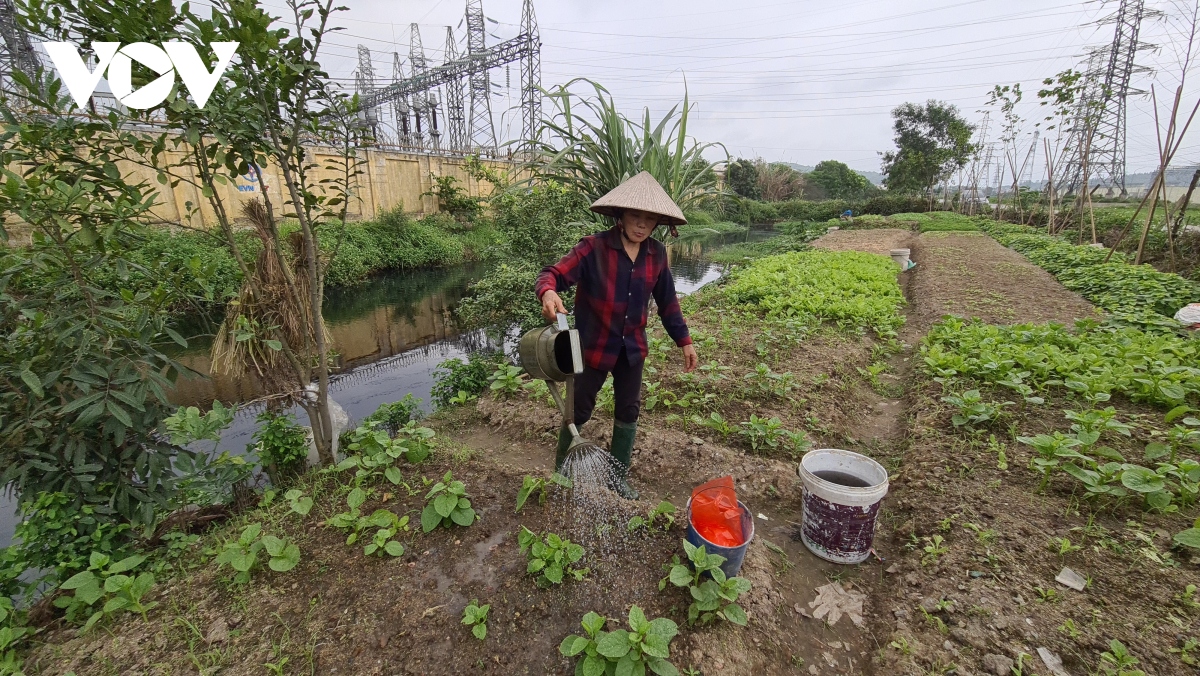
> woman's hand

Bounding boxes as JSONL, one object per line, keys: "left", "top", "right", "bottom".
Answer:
{"left": 681, "top": 344, "right": 698, "bottom": 373}
{"left": 540, "top": 290, "right": 567, "bottom": 322}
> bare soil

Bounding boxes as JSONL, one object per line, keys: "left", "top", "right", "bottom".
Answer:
{"left": 812, "top": 228, "right": 916, "bottom": 258}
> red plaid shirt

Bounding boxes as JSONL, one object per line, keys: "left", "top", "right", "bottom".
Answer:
{"left": 535, "top": 226, "right": 692, "bottom": 372}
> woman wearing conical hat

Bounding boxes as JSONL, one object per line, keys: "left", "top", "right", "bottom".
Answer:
{"left": 534, "top": 171, "right": 699, "bottom": 499}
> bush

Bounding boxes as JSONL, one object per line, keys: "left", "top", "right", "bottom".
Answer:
{"left": 250, "top": 411, "right": 309, "bottom": 474}
{"left": 774, "top": 199, "right": 848, "bottom": 222}
{"left": 363, "top": 394, "right": 423, "bottom": 432}
{"left": 457, "top": 183, "right": 597, "bottom": 333}
{"left": 432, "top": 351, "right": 504, "bottom": 408}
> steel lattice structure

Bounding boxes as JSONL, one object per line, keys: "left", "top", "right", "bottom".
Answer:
{"left": 1061, "top": 0, "right": 1154, "bottom": 197}
{"left": 0, "top": 0, "right": 40, "bottom": 96}
{"left": 355, "top": 0, "right": 540, "bottom": 155}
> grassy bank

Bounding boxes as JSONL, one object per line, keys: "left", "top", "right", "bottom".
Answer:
{"left": 4, "top": 209, "right": 504, "bottom": 312}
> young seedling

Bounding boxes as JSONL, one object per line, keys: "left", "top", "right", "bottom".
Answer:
{"left": 518, "top": 527, "right": 588, "bottom": 587}
{"left": 628, "top": 501, "right": 677, "bottom": 533}
{"left": 1049, "top": 537, "right": 1082, "bottom": 556}
{"left": 285, "top": 489, "right": 313, "bottom": 516}
{"left": 326, "top": 488, "right": 410, "bottom": 556}
{"left": 738, "top": 415, "right": 787, "bottom": 452}
{"left": 558, "top": 606, "right": 680, "bottom": 676}
{"left": 421, "top": 471, "right": 477, "bottom": 532}
{"left": 461, "top": 600, "right": 490, "bottom": 640}
{"left": 660, "top": 540, "right": 751, "bottom": 626}
{"left": 514, "top": 472, "right": 572, "bottom": 513}
{"left": 55, "top": 553, "right": 157, "bottom": 632}
{"left": 214, "top": 523, "right": 301, "bottom": 583}
{"left": 1099, "top": 639, "right": 1144, "bottom": 675}
{"left": 940, "top": 389, "right": 1011, "bottom": 429}
{"left": 921, "top": 535, "right": 949, "bottom": 565}
{"left": 1058, "top": 618, "right": 1081, "bottom": 639}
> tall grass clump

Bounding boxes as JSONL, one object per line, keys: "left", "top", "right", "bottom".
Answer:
{"left": 529, "top": 78, "right": 726, "bottom": 214}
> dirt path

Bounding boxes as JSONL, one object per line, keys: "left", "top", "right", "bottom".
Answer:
{"left": 905, "top": 232, "right": 1097, "bottom": 331}
{"left": 812, "top": 228, "right": 914, "bottom": 258}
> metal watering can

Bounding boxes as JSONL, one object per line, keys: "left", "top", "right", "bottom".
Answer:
{"left": 518, "top": 313, "right": 596, "bottom": 455}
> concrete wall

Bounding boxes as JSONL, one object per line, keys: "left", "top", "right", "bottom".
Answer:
{"left": 5, "top": 146, "right": 515, "bottom": 244}
{"left": 142, "top": 146, "right": 514, "bottom": 228}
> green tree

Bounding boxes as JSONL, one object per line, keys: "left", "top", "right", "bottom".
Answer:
{"left": 26, "top": 0, "right": 365, "bottom": 466}
{"left": 726, "top": 158, "right": 761, "bottom": 199}
{"left": 807, "top": 160, "right": 872, "bottom": 200}
{"left": 881, "top": 100, "right": 976, "bottom": 200}
{"left": 0, "top": 72, "right": 211, "bottom": 529}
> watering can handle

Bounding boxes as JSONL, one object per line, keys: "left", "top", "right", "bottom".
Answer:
{"left": 555, "top": 312, "right": 569, "bottom": 332}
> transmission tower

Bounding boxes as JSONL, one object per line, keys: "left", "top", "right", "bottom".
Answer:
{"left": 465, "top": 0, "right": 496, "bottom": 150}
{"left": 1062, "top": 0, "right": 1154, "bottom": 197}
{"left": 392, "top": 52, "right": 412, "bottom": 148}
{"left": 0, "top": 0, "right": 40, "bottom": 96}
{"left": 352, "top": 0, "right": 541, "bottom": 155}
{"left": 444, "top": 26, "right": 467, "bottom": 151}
{"left": 408, "top": 25, "right": 430, "bottom": 147}
{"left": 355, "top": 45, "right": 380, "bottom": 139}
{"left": 519, "top": 0, "right": 541, "bottom": 152}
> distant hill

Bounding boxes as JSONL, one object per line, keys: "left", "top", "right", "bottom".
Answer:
{"left": 784, "top": 162, "right": 885, "bottom": 187}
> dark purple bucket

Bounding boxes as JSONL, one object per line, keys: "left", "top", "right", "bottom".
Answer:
{"left": 799, "top": 449, "right": 889, "bottom": 564}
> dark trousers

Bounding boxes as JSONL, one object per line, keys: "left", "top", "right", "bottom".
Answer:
{"left": 573, "top": 347, "right": 644, "bottom": 426}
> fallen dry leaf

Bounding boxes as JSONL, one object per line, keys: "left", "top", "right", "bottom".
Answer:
{"left": 809, "top": 582, "right": 865, "bottom": 627}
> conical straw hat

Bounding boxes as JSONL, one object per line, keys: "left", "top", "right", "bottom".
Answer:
{"left": 590, "top": 171, "right": 687, "bottom": 226}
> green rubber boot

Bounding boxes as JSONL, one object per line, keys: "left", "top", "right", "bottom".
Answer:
{"left": 555, "top": 425, "right": 572, "bottom": 472}
{"left": 609, "top": 420, "right": 640, "bottom": 500}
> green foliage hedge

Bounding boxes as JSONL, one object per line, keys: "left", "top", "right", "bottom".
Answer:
{"left": 720, "top": 194, "right": 931, "bottom": 225}
{"left": 923, "top": 317, "right": 1200, "bottom": 408}
{"left": 720, "top": 250, "right": 905, "bottom": 337}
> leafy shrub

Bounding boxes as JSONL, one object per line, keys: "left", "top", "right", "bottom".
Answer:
{"left": 517, "top": 527, "right": 588, "bottom": 587}
{"left": 3, "top": 492, "right": 133, "bottom": 589}
{"left": 488, "top": 363, "right": 527, "bottom": 398}
{"left": 940, "top": 389, "right": 1012, "bottom": 429}
{"left": 421, "top": 471, "right": 477, "bottom": 532}
{"left": 250, "top": 410, "right": 310, "bottom": 474}
{"left": 336, "top": 421, "right": 434, "bottom": 483}
{"left": 559, "top": 607, "right": 680, "bottom": 676}
{"left": 431, "top": 351, "right": 503, "bottom": 408}
{"left": 721, "top": 250, "right": 906, "bottom": 337}
{"left": 456, "top": 260, "right": 561, "bottom": 334}
{"left": 922, "top": 317, "right": 1200, "bottom": 408}
{"left": 422, "top": 175, "right": 481, "bottom": 222}
{"left": 362, "top": 394, "right": 423, "bottom": 433}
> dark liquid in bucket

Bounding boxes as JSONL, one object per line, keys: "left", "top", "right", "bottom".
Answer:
{"left": 813, "top": 470, "right": 872, "bottom": 488}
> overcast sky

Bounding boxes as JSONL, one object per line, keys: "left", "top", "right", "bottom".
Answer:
{"left": 263, "top": 0, "right": 1199, "bottom": 182}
